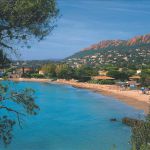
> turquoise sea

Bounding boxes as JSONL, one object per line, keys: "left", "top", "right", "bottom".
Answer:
{"left": 0, "top": 82, "right": 144, "bottom": 150}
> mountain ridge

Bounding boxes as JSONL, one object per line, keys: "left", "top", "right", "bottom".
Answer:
{"left": 66, "top": 33, "right": 150, "bottom": 68}
{"left": 82, "top": 33, "right": 150, "bottom": 51}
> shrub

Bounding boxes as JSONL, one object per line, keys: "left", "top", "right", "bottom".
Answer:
{"left": 30, "top": 74, "right": 45, "bottom": 78}
{"left": 122, "top": 113, "right": 150, "bottom": 150}
{"left": 89, "top": 79, "right": 115, "bottom": 85}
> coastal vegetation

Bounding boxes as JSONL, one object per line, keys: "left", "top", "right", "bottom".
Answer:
{"left": 88, "top": 79, "right": 115, "bottom": 85}
{"left": 38, "top": 62, "right": 150, "bottom": 88}
{"left": 0, "top": 84, "right": 39, "bottom": 145}
{"left": 141, "top": 69, "right": 150, "bottom": 87}
{"left": 107, "top": 69, "right": 135, "bottom": 81}
{"left": 22, "top": 73, "right": 45, "bottom": 79}
{"left": 120, "top": 114, "right": 150, "bottom": 150}
{"left": 41, "top": 63, "right": 98, "bottom": 81}
{"left": 0, "top": 50, "right": 10, "bottom": 68}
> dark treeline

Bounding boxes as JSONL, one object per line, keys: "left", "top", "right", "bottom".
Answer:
{"left": 40, "top": 63, "right": 98, "bottom": 82}
{"left": 35, "top": 63, "right": 150, "bottom": 86}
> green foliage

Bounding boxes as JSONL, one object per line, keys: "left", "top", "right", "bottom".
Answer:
{"left": 122, "top": 117, "right": 144, "bottom": 127}
{"left": 101, "top": 64, "right": 118, "bottom": 71}
{"left": 0, "top": 49, "right": 11, "bottom": 68}
{"left": 22, "top": 73, "right": 45, "bottom": 78}
{"left": 0, "top": 81, "right": 39, "bottom": 145}
{"left": 74, "top": 65, "right": 98, "bottom": 82}
{"left": 55, "top": 64, "right": 75, "bottom": 79}
{"left": 89, "top": 79, "right": 115, "bottom": 85}
{"left": 122, "top": 113, "right": 150, "bottom": 150}
{"left": 21, "top": 72, "right": 32, "bottom": 78}
{"left": 40, "top": 63, "right": 98, "bottom": 82}
{"left": 0, "top": 116, "right": 15, "bottom": 145}
{"left": 0, "top": 0, "right": 58, "bottom": 52}
{"left": 41, "top": 63, "right": 56, "bottom": 77}
{"left": 140, "top": 69, "right": 150, "bottom": 86}
{"left": 41, "top": 63, "right": 75, "bottom": 80}
{"left": 107, "top": 70, "right": 129, "bottom": 81}
{"left": 97, "top": 79, "right": 115, "bottom": 84}
{"left": 131, "top": 113, "right": 150, "bottom": 150}
{"left": 127, "top": 69, "right": 136, "bottom": 77}
{"left": 30, "top": 73, "right": 45, "bottom": 78}
{"left": 0, "top": 0, "right": 58, "bottom": 146}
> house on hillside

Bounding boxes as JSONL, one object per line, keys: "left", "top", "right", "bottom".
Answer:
{"left": 9, "top": 66, "right": 35, "bottom": 78}
{"left": 126, "top": 75, "right": 141, "bottom": 89}
{"left": 136, "top": 69, "right": 141, "bottom": 75}
{"left": 118, "top": 68, "right": 123, "bottom": 72}
{"left": 15, "top": 67, "right": 34, "bottom": 74}
{"left": 39, "top": 70, "right": 45, "bottom": 75}
{"left": 127, "top": 81, "right": 141, "bottom": 89}
{"left": 98, "top": 70, "right": 108, "bottom": 76}
{"left": 129, "top": 75, "right": 141, "bottom": 82}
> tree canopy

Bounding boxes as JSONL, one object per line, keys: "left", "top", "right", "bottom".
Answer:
{"left": 0, "top": 0, "right": 58, "bottom": 146}
{"left": 0, "top": 49, "right": 11, "bottom": 68}
{"left": 0, "top": 0, "right": 58, "bottom": 52}
{"left": 141, "top": 69, "right": 150, "bottom": 87}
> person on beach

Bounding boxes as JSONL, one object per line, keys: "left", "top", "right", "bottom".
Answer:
{"left": 141, "top": 87, "right": 145, "bottom": 94}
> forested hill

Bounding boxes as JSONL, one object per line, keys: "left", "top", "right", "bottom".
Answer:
{"left": 66, "top": 34, "right": 150, "bottom": 68}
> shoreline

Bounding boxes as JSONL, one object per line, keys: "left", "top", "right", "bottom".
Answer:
{"left": 56, "top": 79, "right": 150, "bottom": 114}
{"left": 8, "top": 78, "right": 52, "bottom": 83}
{"left": 7, "top": 78, "right": 150, "bottom": 114}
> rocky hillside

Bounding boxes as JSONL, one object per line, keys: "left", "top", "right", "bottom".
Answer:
{"left": 66, "top": 34, "right": 150, "bottom": 68}
{"left": 82, "top": 34, "right": 150, "bottom": 51}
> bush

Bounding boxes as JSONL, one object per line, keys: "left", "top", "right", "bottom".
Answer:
{"left": 122, "top": 117, "right": 144, "bottom": 127}
{"left": 30, "top": 73, "right": 45, "bottom": 78}
{"left": 125, "top": 113, "right": 150, "bottom": 150}
{"left": 22, "top": 73, "right": 32, "bottom": 78}
{"left": 107, "top": 70, "right": 129, "bottom": 81}
{"left": 131, "top": 120, "right": 150, "bottom": 150}
{"left": 89, "top": 79, "right": 115, "bottom": 85}
{"left": 77, "top": 76, "right": 91, "bottom": 82}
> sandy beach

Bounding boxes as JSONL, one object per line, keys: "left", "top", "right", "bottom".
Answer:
{"left": 8, "top": 78, "right": 150, "bottom": 114}
{"left": 56, "top": 79, "right": 150, "bottom": 114}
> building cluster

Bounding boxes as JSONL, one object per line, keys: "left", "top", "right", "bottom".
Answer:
{"left": 66, "top": 47, "right": 150, "bottom": 68}
{"left": 91, "top": 69, "right": 142, "bottom": 89}
{"left": 0, "top": 61, "right": 41, "bottom": 78}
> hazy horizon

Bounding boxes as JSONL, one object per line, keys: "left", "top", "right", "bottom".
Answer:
{"left": 19, "top": 0, "right": 150, "bottom": 60}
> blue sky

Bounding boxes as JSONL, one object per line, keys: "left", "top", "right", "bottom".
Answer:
{"left": 21, "top": 0, "right": 150, "bottom": 60}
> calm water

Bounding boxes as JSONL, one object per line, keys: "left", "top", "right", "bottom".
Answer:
{"left": 0, "top": 82, "right": 144, "bottom": 150}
